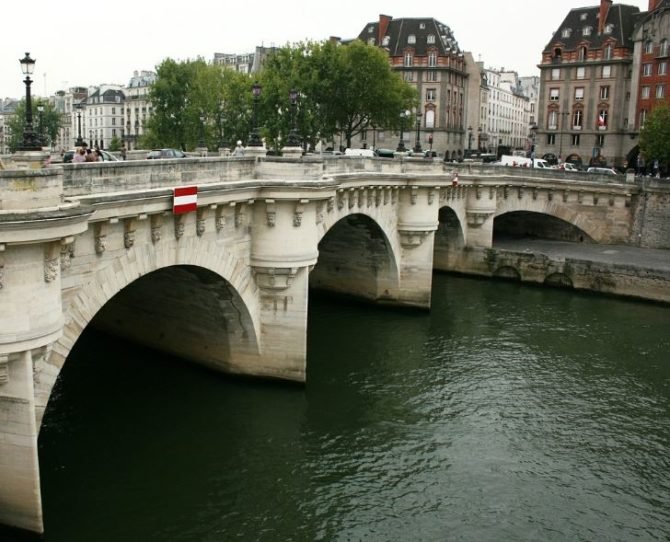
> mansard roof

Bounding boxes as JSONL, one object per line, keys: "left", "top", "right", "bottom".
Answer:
{"left": 87, "top": 88, "right": 125, "bottom": 103}
{"left": 544, "top": 3, "right": 641, "bottom": 53}
{"left": 358, "top": 16, "right": 462, "bottom": 56}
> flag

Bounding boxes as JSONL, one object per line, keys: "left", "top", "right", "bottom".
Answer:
{"left": 597, "top": 112, "right": 606, "bottom": 127}
{"left": 173, "top": 186, "right": 197, "bottom": 214}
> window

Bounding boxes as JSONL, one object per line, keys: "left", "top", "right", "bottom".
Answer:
{"left": 548, "top": 110, "right": 558, "bottom": 129}
{"left": 600, "top": 86, "right": 610, "bottom": 100}
{"left": 643, "top": 63, "right": 653, "bottom": 76}
{"left": 659, "top": 61, "right": 667, "bottom": 76}
{"left": 602, "top": 65, "right": 611, "bottom": 78}
{"left": 597, "top": 134, "right": 605, "bottom": 147}
{"left": 656, "top": 85, "right": 665, "bottom": 98}
{"left": 597, "top": 109, "right": 608, "bottom": 128}
{"left": 112, "top": 118, "right": 116, "bottom": 125}
{"left": 382, "top": 36, "right": 390, "bottom": 46}
{"left": 645, "top": 40, "right": 654, "bottom": 54}
{"left": 112, "top": 107, "right": 116, "bottom": 114}
{"left": 428, "top": 52, "right": 437, "bottom": 67}
{"left": 578, "top": 46, "right": 587, "bottom": 61}
{"left": 427, "top": 70, "right": 438, "bottom": 82}
{"left": 407, "top": 34, "right": 416, "bottom": 44}
{"left": 576, "top": 66, "right": 585, "bottom": 79}
{"left": 426, "top": 88, "right": 436, "bottom": 101}
{"left": 547, "top": 133, "right": 556, "bottom": 145}
{"left": 580, "top": 12, "right": 587, "bottom": 21}
{"left": 562, "top": 28, "right": 572, "bottom": 38}
{"left": 112, "top": 129, "right": 116, "bottom": 137}
{"left": 574, "top": 87, "right": 584, "bottom": 101}
{"left": 404, "top": 71, "right": 414, "bottom": 82}
{"left": 404, "top": 53, "right": 413, "bottom": 67}
{"left": 604, "top": 44, "right": 612, "bottom": 60}
{"left": 368, "top": 26, "right": 374, "bottom": 34}
{"left": 571, "top": 134, "right": 580, "bottom": 145}
{"left": 640, "top": 109, "right": 647, "bottom": 127}
{"left": 660, "top": 39, "right": 669, "bottom": 57}
{"left": 573, "top": 109, "right": 583, "bottom": 128}
{"left": 427, "top": 34, "right": 435, "bottom": 44}
{"left": 425, "top": 109, "right": 435, "bottom": 128}
{"left": 604, "top": 24, "right": 614, "bottom": 34}
{"left": 551, "top": 68, "right": 560, "bottom": 80}
{"left": 642, "top": 85, "right": 651, "bottom": 99}
{"left": 550, "top": 88, "right": 560, "bottom": 101}
{"left": 583, "top": 26, "right": 592, "bottom": 36}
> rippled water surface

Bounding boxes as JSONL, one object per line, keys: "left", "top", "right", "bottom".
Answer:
{"left": 35, "top": 275, "right": 670, "bottom": 541}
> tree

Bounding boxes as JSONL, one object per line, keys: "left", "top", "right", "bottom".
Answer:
{"left": 260, "top": 40, "right": 417, "bottom": 150}
{"left": 5, "top": 99, "right": 61, "bottom": 152}
{"left": 639, "top": 103, "right": 670, "bottom": 172}
{"left": 144, "top": 58, "right": 255, "bottom": 151}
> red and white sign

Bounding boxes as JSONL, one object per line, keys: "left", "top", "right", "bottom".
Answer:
{"left": 597, "top": 113, "right": 606, "bottom": 127}
{"left": 173, "top": 186, "right": 197, "bottom": 214}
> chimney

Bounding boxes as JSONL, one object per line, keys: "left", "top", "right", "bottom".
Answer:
{"left": 378, "top": 14, "right": 392, "bottom": 45}
{"left": 649, "top": 0, "right": 659, "bottom": 11}
{"left": 598, "top": 0, "right": 612, "bottom": 34}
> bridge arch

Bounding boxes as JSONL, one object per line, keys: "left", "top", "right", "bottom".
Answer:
{"left": 311, "top": 212, "right": 400, "bottom": 302}
{"left": 434, "top": 205, "right": 466, "bottom": 271}
{"left": 493, "top": 209, "right": 595, "bottom": 243}
{"left": 37, "top": 240, "right": 261, "bottom": 428}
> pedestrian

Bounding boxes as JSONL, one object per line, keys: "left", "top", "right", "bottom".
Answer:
{"left": 72, "top": 148, "right": 86, "bottom": 163}
{"left": 85, "top": 148, "right": 99, "bottom": 162}
{"left": 120, "top": 145, "right": 127, "bottom": 160}
{"left": 232, "top": 140, "right": 245, "bottom": 157}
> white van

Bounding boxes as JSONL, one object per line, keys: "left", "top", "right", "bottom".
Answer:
{"left": 345, "top": 148, "right": 375, "bottom": 158}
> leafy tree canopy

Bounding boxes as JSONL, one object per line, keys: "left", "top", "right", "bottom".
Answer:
{"left": 6, "top": 99, "right": 61, "bottom": 152}
{"left": 639, "top": 103, "right": 670, "bottom": 169}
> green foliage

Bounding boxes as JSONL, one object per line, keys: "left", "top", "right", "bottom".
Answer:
{"left": 6, "top": 99, "right": 61, "bottom": 152}
{"left": 143, "top": 40, "right": 416, "bottom": 152}
{"left": 639, "top": 103, "right": 670, "bottom": 169}
{"left": 260, "top": 40, "right": 417, "bottom": 150}
{"left": 108, "top": 136, "right": 122, "bottom": 151}
{"left": 144, "top": 58, "right": 254, "bottom": 151}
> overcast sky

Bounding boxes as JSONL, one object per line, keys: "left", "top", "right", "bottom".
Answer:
{"left": 1, "top": 0, "right": 648, "bottom": 99}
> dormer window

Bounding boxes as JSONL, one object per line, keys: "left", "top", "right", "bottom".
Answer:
{"left": 604, "top": 44, "right": 613, "bottom": 60}
{"left": 419, "top": 23, "right": 426, "bottom": 29}
{"left": 580, "top": 13, "right": 587, "bottom": 21}
{"left": 562, "top": 28, "right": 572, "bottom": 38}
{"left": 368, "top": 38, "right": 375, "bottom": 46}
{"left": 368, "top": 26, "right": 374, "bottom": 33}
{"left": 382, "top": 36, "right": 390, "bottom": 46}
{"left": 427, "top": 34, "right": 435, "bottom": 44}
{"left": 408, "top": 34, "right": 416, "bottom": 44}
{"left": 604, "top": 24, "right": 614, "bottom": 34}
{"left": 583, "top": 26, "right": 592, "bottom": 36}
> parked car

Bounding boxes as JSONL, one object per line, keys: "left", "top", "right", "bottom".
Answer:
{"left": 587, "top": 167, "right": 618, "bottom": 175}
{"left": 345, "top": 148, "right": 375, "bottom": 157}
{"left": 374, "top": 148, "right": 396, "bottom": 158}
{"left": 63, "top": 149, "right": 119, "bottom": 163}
{"left": 146, "top": 148, "right": 187, "bottom": 159}
{"left": 559, "top": 162, "right": 580, "bottom": 172}
{"left": 424, "top": 150, "right": 438, "bottom": 158}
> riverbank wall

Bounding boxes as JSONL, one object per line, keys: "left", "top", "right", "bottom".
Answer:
{"left": 437, "top": 246, "right": 670, "bottom": 304}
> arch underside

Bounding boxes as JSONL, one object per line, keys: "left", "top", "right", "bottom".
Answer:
{"left": 494, "top": 210, "right": 594, "bottom": 243}
{"left": 311, "top": 213, "right": 399, "bottom": 302}
{"left": 434, "top": 206, "right": 466, "bottom": 271}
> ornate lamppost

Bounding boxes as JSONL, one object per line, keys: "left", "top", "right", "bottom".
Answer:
{"left": 37, "top": 104, "right": 45, "bottom": 145}
{"left": 18, "top": 52, "right": 41, "bottom": 150}
{"left": 286, "top": 88, "right": 300, "bottom": 147}
{"left": 396, "top": 109, "right": 410, "bottom": 152}
{"left": 248, "top": 82, "right": 262, "bottom": 147}
{"left": 74, "top": 103, "right": 84, "bottom": 147}
{"left": 413, "top": 110, "right": 423, "bottom": 154}
{"left": 467, "top": 126, "right": 473, "bottom": 153}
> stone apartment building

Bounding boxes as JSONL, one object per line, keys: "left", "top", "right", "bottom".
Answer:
{"left": 124, "top": 70, "right": 156, "bottom": 150}
{"left": 536, "top": 0, "right": 641, "bottom": 168}
{"left": 485, "top": 69, "right": 531, "bottom": 155}
{"left": 354, "top": 15, "right": 469, "bottom": 157}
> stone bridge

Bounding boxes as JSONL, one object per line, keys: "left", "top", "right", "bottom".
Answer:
{"left": 0, "top": 154, "right": 667, "bottom": 534}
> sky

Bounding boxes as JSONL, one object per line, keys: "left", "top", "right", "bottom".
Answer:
{"left": 0, "top": 0, "right": 649, "bottom": 100}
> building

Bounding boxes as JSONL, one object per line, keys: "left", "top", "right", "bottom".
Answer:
{"left": 463, "top": 55, "right": 490, "bottom": 157}
{"left": 124, "top": 70, "right": 156, "bottom": 150}
{"left": 485, "top": 68, "right": 531, "bottom": 155}
{"left": 355, "top": 14, "right": 469, "bottom": 157}
{"left": 213, "top": 46, "right": 279, "bottom": 74}
{"left": 628, "top": 0, "right": 670, "bottom": 149}
{"left": 537, "top": 0, "right": 641, "bottom": 168}
{"left": 0, "top": 99, "right": 19, "bottom": 154}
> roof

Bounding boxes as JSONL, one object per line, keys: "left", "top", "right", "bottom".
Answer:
{"left": 543, "top": 3, "right": 641, "bottom": 53}
{"left": 358, "top": 16, "right": 462, "bottom": 57}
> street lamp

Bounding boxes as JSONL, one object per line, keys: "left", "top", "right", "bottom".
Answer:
{"left": 18, "top": 52, "right": 41, "bottom": 150}
{"left": 74, "top": 103, "right": 84, "bottom": 147}
{"left": 413, "top": 111, "right": 423, "bottom": 154}
{"left": 218, "top": 101, "right": 226, "bottom": 149}
{"left": 467, "top": 126, "right": 473, "bottom": 153}
{"left": 37, "top": 104, "right": 45, "bottom": 144}
{"left": 477, "top": 126, "right": 482, "bottom": 150}
{"left": 529, "top": 124, "right": 538, "bottom": 167}
{"left": 198, "top": 111, "right": 206, "bottom": 148}
{"left": 248, "top": 82, "right": 262, "bottom": 147}
{"left": 286, "top": 88, "right": 300, "bottom": 147}
{"left": 396, "top": 109, "right": 410, "bottom": 152}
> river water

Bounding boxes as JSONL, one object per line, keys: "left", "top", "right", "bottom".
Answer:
{"left": 34, "top": 274, "right": 670, "bottom": 541}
